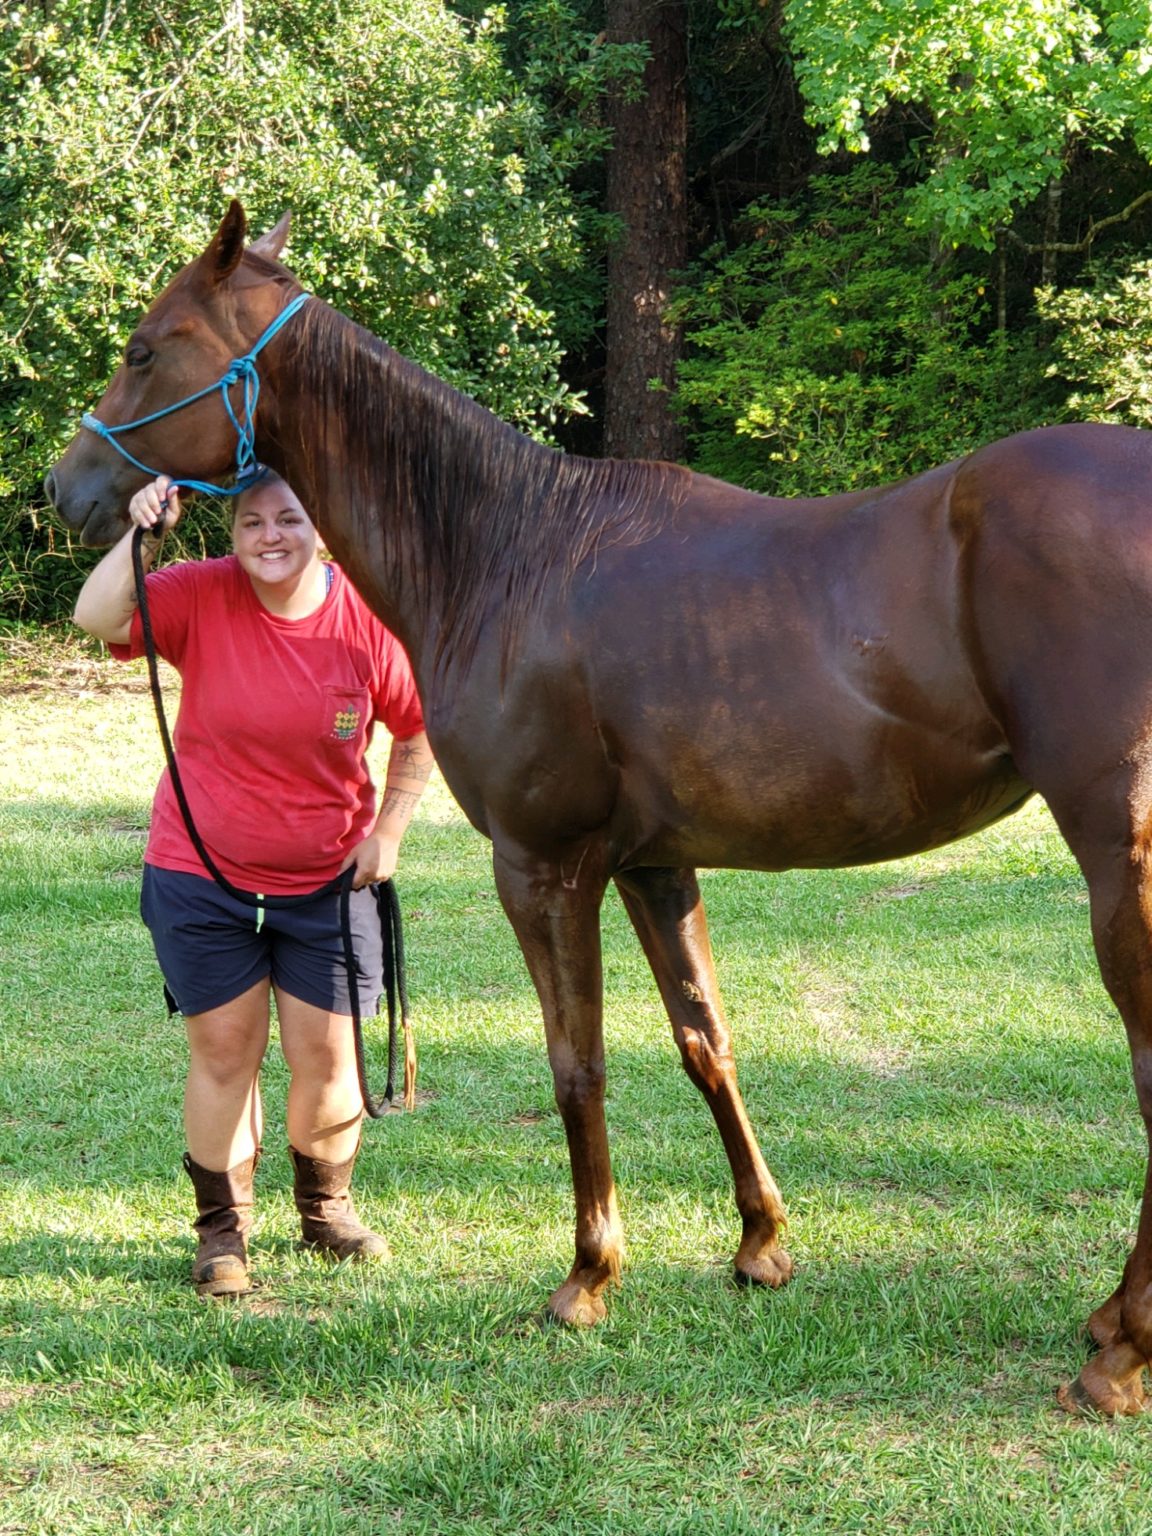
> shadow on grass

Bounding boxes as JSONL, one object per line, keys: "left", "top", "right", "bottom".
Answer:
{"left": 0, "top": 1223, "right": 1100, "bottom": 1419}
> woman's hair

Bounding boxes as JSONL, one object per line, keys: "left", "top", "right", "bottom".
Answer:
{"left": 233, "top": 469, "right": 305, "bottom": 518}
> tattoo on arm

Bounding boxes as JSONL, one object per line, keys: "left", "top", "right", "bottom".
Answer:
{"left": 394, "top": 740, "right": 435, "bottom": 781}
{"left": 379, "top": 787, "right": 422, "bottom": 821}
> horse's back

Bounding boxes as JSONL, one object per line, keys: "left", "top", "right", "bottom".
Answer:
{"left": 453, "top": 421, "right": 1152, "bottom": 877}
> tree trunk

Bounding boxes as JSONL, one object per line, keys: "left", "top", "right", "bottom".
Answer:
{"left": 1041, "top": 174, "right": 1063, "bottom": 288}
{"left": 603, "top": 0, "right": 686, "bottom": 462}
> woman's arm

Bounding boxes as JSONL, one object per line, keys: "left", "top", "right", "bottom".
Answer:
{"left": 72, "top": 477, "right": 181, "bottom": 645}
{"left": 341, "top": 730, "right": 436, "bottom": 888}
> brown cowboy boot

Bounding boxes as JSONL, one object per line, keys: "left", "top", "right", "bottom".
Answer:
{"left": 289, "top": 1142, "right": 390, "bottom": 1261}
{"left": 183, "top": 1150, "right": 259, "bottom": 1296}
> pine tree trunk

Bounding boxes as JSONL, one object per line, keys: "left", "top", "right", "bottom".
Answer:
{"left": 603, "top": 0, "right": 687, "bottom": 462}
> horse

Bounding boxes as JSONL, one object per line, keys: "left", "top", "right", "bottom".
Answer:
{"left": 44, "top": 202, "right": 1152, "bottom": 1416}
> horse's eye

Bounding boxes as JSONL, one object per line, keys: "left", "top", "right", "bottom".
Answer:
{"left": 125, "top": 343, "right": 153, "bottom": 369}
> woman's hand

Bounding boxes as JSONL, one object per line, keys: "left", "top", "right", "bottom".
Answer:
{"left": 340, "top": 831, "right": 402, "bottom": 890}
{"left": 128, "top": 475, "right": 182, "bottom": 537}
{"left": 339, "top": 732, "right": 434, "bottom": 889}
{"left": 73, "top": 476, "right": 183, "bottom": 644}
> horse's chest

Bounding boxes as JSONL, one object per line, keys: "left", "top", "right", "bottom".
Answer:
{"left": 425, "top": 685, "right": 616, "bottom": 850}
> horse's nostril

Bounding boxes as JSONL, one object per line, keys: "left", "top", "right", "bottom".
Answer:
{"left": 43, "top": 470, "right": 58, "bottom": 507}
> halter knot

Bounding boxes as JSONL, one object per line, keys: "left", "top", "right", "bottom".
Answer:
{"left": 80, "top": 291, "right": 311, "bottom": 499}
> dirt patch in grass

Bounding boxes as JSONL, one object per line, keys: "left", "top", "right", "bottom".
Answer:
{"left": 0, "top": 1383, "right": 48, "bottom": 1412}
{"left": 0, "top": 634, "right": 179, "bottom": 697}
{"left": 800, "top": 972, "right": 911, "bottom": 1079}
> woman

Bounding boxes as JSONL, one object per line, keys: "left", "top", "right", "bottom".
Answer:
{"left": 74, "top": 471, "right": 435, "bottom": 1296}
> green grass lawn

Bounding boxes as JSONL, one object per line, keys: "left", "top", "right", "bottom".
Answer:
{"left": 2, "top": 633, "right": 1151, "bottom": 1534}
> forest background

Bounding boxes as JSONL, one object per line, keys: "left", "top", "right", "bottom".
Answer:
{"left": 5, "top": 0, "right": 1152, "bottom": 621}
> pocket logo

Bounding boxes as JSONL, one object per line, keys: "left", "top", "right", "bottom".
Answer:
{"left": 331, "top": 707, "right": 361, "bottom": 742}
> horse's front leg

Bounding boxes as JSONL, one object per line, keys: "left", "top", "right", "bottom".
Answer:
{"left": 615, "top": 867, "right": 792, "bottom": 1289}
{"left": 492, "top": 841, "right": 620, "bottom": 1326}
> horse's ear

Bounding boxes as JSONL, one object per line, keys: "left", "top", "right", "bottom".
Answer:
{"left": 200, "top": 201, "right": 248, "bottom": 285}
{"left": 249, "top": 212, "right": 291, "bottom": 262}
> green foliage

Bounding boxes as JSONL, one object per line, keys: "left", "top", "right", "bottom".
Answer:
{"left": 1038, "top": 258, "right": 1152, "bottom": 427}
{"left": 672, "top": 166, "right": 1060, "bottom": 496}
{"left": 784, "top": 0, "right": 1152, "bottom": 250}
{"left": 452, "top": 0, "right": 649, "bottom": 352}
{"left": 0, "top": 0, "right": 605, "bottom": 620}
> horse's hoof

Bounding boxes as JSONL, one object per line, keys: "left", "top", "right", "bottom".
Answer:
{"left": 548, "top": 1280, "right": 608, "bottom": 1328}
{"left": 1057, "top": 1366, "right": 1147, "bottom": 1418}
{"left": 734, "top": 1247, "right": 793, "bottom": 1289}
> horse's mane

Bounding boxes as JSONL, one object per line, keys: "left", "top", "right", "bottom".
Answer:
{"left": 287, "top": 297, "right": 687, "bottom": 672}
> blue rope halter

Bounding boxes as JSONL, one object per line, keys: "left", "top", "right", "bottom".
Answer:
{"left": 80, "top": 291, "right": 312, "bottom": 497}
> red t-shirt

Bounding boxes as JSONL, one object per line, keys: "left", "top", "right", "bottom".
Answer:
{"left": 112, "top": 557, "right": 425, "bottom": 895}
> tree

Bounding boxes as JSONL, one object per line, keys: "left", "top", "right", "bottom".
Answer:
{"left": 782, "top": 0, "right": 1152, "bottom": 255}
{"left": 602, "top": 0, "right": 687, "bottom": 460}
{"left": 665, "top": 1, "right": 1152, "bottom": 495}
{"left": 0, "top": 0, "right": 596, "bottom": 618}
{"left": 1040, "top": 258, "right": 1152, "bottom": 428}
{"left": 671, "top": 165, "right": 1060, "bottom": 497}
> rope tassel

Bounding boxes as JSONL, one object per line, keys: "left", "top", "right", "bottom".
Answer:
{"left": 403, "top": 1015, "right": 417, "bottom": 1112}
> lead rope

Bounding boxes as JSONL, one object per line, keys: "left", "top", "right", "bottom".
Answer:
{"left": 131, "top": 522, "right": 414, "bottom": 1116}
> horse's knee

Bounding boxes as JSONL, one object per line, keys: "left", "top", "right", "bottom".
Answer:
{"left": 552, "top": 1061, "right": 606, "bottom": 1118}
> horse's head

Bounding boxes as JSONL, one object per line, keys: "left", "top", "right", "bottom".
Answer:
{"left": 44, "top": 202, "right": 297, "bottom": 547}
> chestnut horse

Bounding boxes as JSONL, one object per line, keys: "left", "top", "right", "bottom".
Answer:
{"left": 45, "top": 204, "right": 1152, "bottom": 1414}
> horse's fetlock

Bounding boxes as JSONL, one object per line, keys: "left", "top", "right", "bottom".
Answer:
{"left": 1120, "top": 1291, "right": 1152, "bottom": 1362}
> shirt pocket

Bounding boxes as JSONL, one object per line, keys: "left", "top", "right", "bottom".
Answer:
{"left": 321, "top": 686, "right": 370, "bottom": 752}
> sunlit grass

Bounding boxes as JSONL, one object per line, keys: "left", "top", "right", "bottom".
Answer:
{"left": 2, "top": 636, "right": 1151, "bottom": 1535}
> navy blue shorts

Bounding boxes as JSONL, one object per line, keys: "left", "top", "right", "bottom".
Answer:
{"left": 140, "top": 864, "right": 386, "bottom": 1017}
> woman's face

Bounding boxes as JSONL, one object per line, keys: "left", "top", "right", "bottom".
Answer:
{"left": 231, "top": 482, "right": 319, "bottom": 591}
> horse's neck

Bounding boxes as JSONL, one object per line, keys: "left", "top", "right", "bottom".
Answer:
{"left": 272, "top": 317, "right": 558, "bottom": 674}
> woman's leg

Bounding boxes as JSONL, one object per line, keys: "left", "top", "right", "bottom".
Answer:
{"left": 184, "top": 977, "right": 271, "bottom": 1168}
{"left": 275, "top": 986, "right": 362, "bottom": 1163}
{"left": 181, "top": 978, "right": 271, "bottom": 1294}
{"left": 276, "top": 986, "right": 387, "bottom": 1260}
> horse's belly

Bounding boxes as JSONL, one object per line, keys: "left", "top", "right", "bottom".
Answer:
{"left": 618, "top": 727, "right": 1030, "bottom": 873}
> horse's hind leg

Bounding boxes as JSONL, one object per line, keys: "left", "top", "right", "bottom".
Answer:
{"left": 1055, "top": 811, "right": 1152, "bottom": 1415}
{"left": 615, "top": 867, "right": 792, "bottom": 1288}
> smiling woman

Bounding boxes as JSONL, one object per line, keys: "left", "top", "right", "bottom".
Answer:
{"left": 224, "top": 477, "right": 330, "bottom": 617}
{"left": 70, "top": 460, "right": 436, "bottom": 1299}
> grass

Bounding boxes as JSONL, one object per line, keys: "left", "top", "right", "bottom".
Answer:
{"left": 2, "top": 632, "right": 1152, "bottom": 1533}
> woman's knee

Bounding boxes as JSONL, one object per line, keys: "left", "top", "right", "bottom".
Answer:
{"left": 186, "top": 989, "right": 270, "bottom": 1085}
{"left": 276, "top": 992, "right": 356, "bottom": 1086}
{"left": 283, "top": 1028, "right": 355, "bottom": 1087}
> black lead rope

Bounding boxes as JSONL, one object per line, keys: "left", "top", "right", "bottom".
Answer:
{"left": 131, "top": 523, "right": 410, "bottom": 1117}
